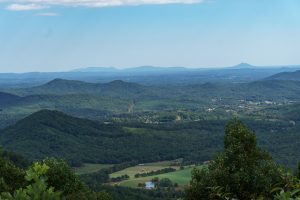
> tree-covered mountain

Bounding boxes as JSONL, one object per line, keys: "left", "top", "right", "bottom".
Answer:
{"left": 1, "top": 109, "right": 300, "bottom": 168}
{"left": 15, "top": 79, "right": 150, "bottom": 98}
{"left": 0, "top": 110, "right": 225, "bottom": 165}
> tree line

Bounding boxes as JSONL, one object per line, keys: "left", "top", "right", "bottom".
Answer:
{"left": 134, "top": 168, "right": 176, "bottom": 178}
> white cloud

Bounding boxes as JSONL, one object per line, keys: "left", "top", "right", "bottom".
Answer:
{"left": 6, "top": 3, "right": 47, "bottom": 11}
{"left": 3, "top": 0, "right": 205, "bottom": 11}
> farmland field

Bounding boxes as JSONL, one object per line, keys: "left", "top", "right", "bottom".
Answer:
{"left": 110, "top": 160, "right": 182, "bottom": 179}
{"left": 116, "top": 167, "right": 195, "bottom": 188}
{"left": 109, "top": 159, "right": 198, "bottom": 188}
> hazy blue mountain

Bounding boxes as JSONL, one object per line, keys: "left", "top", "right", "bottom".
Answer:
{"left": 266, "top": 70, "right": 300, "bottom": 81}
{"left": 228, "top": 62, "right": 257, "bottom": 69}
{"left": 1, "top": 64, "right": 300, "bottom": 87}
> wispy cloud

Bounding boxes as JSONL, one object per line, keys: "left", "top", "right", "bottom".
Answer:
{"left": 6, "top": 3, "right": 47, "bottom": 11}
{"left": 36, "top": 12, "right": 59, "bottom": 16}
{"left": 3, "top": 0, "right": 205, "bottom": 11}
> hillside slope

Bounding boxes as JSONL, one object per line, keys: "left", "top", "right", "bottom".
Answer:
{"left": 0, "top": 110, "right": 224, "bottom": 164}
{"left": 16, "top": 79, "right": 153, "bottom": 99}
{"left": 1, "top": 109, "right": 300, "bottom": 167}
{"left": 266, "top": 70, "right": 300, "bottom": 81}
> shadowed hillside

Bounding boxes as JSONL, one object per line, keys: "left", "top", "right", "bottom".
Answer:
{"left": 0, "top": 110, "right": 225, "bottom": 165}
{"left": 0, "top": 92, "right": 20, "bottom": 107}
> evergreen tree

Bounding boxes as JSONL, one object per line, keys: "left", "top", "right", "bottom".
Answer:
{"left": 186, "top": 119, "right": 282, "bottom": 200}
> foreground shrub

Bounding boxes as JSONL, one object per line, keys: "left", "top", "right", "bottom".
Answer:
{"left": 186, "top": 120, "right": 282, "bottom": 200}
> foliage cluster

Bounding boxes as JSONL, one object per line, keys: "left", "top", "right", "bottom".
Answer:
{"left": 0, "top": 153, "right": 113, "bottom": 200}
{"left": 185, "top": 120, "right": 300, "bottom": 200}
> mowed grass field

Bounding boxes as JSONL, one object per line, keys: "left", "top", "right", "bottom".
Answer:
{"left": 117, "top": 167, "right": 195, "bottom": 188}
{"left": 74, "top": 163, "right": 113, "bottom": 175}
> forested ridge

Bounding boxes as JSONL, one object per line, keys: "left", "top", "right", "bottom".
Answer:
{"left": 0, "top": 110, "right": 224, "bottom": 165}
{"left": 1, "top": 109, "right": 300, "bottom": 168}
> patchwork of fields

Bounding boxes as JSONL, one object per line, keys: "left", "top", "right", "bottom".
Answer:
{"left": 75, "top": 160, "right": 198, "bottom": 188}
{"left": 115, "top": 167, "right": 194, "bottom": 188}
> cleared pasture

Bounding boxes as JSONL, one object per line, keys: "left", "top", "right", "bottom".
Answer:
{"left": 117, "top": 167, "right": 195, "bottom": 188}
{"left": 110, "top": 160, "right": 181, "bottom": 179}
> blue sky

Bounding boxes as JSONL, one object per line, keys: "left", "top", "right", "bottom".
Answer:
{"left": 0, "top": 0, "right": 300, "bottom": 72}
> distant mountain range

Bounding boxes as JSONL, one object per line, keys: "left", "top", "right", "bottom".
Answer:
{"left": 71, "top": 63, "right": 300, "bottom": 72}
{"left": 1, "top": 63, "right": 300, "bottom": 87}
{"left": 72, "top": 66, "right": 187, "bottom": 73}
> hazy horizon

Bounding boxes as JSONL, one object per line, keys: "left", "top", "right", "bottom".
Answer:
{"left": 1, "top": 62, "right": 300, "bottom": 74}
